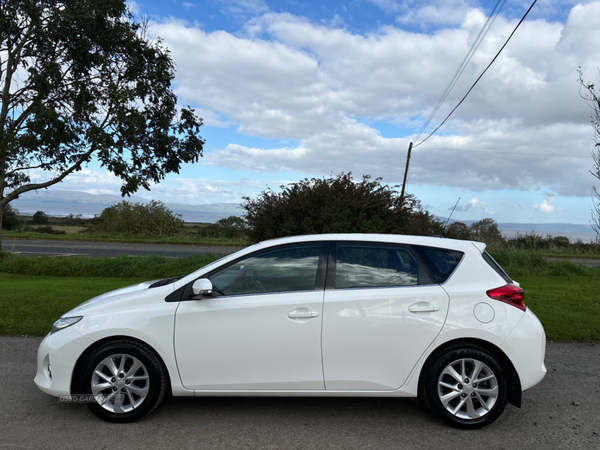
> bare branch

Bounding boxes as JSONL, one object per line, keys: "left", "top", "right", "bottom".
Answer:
{"left": 1, "top": 144, "right": 98, "bottom": 207}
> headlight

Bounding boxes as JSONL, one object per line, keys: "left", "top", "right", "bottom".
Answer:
{"left": 51, "top": 316, "right": 83, "bottom": 334}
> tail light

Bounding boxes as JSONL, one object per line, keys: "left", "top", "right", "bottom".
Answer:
{"left": 486, "top": 284, "right": 526, "bottom": 311}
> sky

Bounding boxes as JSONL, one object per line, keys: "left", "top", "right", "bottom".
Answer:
{"left": 45, "top": 0, "right": 600, "bottom": 224}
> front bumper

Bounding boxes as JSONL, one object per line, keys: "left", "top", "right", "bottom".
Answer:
{"left": 501, "top": 308, "right": 547, "bottom": 391}
{"left": 34, "top": 327, "right": 94, "bottom": 397}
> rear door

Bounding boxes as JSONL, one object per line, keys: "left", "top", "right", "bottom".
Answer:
{"left": 322, "top": 242, "right": 450, "bottom": 390}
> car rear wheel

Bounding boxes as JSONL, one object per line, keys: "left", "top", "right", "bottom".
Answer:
{"left": 424, "top": 347, "right": 508, "bottom": 429}
{"left": 81, "top": 341, "right": 167, "bottom": 423}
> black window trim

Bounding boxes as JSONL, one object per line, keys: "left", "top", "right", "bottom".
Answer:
{"left": 166, "top": 241, "right": 329, "bottom": 302}
{"left": 482, "top": 251, "right": 512, "bottom": 283}
{"left": 325, "top": 240, "right": 436, "bottom": 291}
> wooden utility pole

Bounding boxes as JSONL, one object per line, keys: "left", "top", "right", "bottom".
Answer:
{"left": 400, "top": 141, "right": 413, "bottom": 200}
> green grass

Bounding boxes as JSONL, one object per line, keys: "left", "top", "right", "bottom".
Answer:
{"left": 519, "top": 276, "right": 600, "bottom": 341}
{"left": 0, "top": 274, "right": 148, "bottom": 335}
{"left": 0, "top": 254, "right": 220, "bottom": 278}
{"left": 2, "top": 229, "right": 248, "bottom": 247}
{"left": 489, "top": 249, "right": 598, "bottom": 278}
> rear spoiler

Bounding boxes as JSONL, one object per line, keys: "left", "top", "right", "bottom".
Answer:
{"left": 471, "top": 241, "right": 487, "bottom": 253}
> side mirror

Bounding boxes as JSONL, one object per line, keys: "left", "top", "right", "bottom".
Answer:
{"left": 192, "top": 279, "right": 213, "bottom": 298}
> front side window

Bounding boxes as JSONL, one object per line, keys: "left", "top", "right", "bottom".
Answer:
{"left": 209, "top": 244, "right": 322, "bottom": 296}
{"left": 335, "top": 244, "right": 419, "bottom": 289}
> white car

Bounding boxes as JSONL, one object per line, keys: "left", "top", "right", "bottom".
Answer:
{"left": 35, "top": 234, "right": 546, "bottom": 428}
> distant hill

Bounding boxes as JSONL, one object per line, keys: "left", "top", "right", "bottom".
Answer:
{"left": 16, "top": 189, "right": 242, "bottom": 215}
{"left": 18, "top": 189, "right": 130, "bottom": 204}
{"left": 435, "top": 216, "right": 595, "bottom": 235}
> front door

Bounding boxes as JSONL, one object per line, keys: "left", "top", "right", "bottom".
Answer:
{"left": 174, "top": 243, "right": 327, "bottom": 390}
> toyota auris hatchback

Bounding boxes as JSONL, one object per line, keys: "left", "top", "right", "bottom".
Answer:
{"left": 35, "top": 234, "right": 546, "bottom": 428}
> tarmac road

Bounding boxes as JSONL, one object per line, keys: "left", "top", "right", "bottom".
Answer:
{"left": 1, "top": 239, "right": 244, "bottom": 258}
{"left": 1, "top": 337, "right": 598, "bottom": 450}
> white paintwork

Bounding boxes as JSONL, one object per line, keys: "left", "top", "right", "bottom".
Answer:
{"left": 174, "top": 291, "right": 325, "bottom": 390}
{"left": 474, "top": 302, "right": 495, "bottom": 323}
{"left": 501, "top": 308, "right": 547, "bottom": 390}
{"left": 322, "top": 285, "right": 449, "bottom": 390}
{"left": 34, "top": 233, "right": 546, "bottom": 420}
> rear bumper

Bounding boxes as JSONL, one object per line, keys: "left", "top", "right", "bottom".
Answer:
{"left": 501, "top": 308, "right": 547, "bottom": 391}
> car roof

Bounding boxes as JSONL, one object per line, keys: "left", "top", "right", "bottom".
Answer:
{"left": 256, "top": 233, "right": 486, "bottom": 253}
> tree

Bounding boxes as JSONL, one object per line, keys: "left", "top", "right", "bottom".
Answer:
{"left": 32, "top": 210, "right": 48, "bottom": 224}
{"left": 578, "top": 69, "right": 600, "bottom": 236}
{"left": 1, "top": 203, "right": 18, "bottom": 230}
{"left": 444, "top": 221, "right": 471, "bottom": 240}
{"left": 469, "top": 218, "right": 505, "bottom": 246}
{"left": 242, "top": 173, "right": 443, "bottom": 242}
{"left": 0, "top": 0, "right": 204, "bottom": 251}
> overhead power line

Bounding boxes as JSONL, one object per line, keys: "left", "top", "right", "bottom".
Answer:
{"left": 413, "top": 0, "right": 539, "bottom": 148}
{"left": 413, "top": 0, "right": 508, "bottom": 144}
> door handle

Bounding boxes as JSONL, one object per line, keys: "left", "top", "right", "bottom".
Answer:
{"left": 288, "top": 309, "right": 319, "bottom": 319}
{"left": 408, "top": 302, "right": 440, "bottom": 313}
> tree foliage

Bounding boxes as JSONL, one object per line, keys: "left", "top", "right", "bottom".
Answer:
{"left": 91, "top": 200, "right": 184, "bottom": 235}
{"left": 0, "top": 0, "right": 204, "bottom": 249}
{"left": 242, "top": 173, "right": 443, "bottom": 243}
{"left": 32, "top": 210, "right": 48, "bottom": 224}
{"left": 444, "top": 221, "right": 472, "bottom": 240}
{"left": 578, "top": 69, "right": 600, "bottom": 236}
{"left": 1, "top": 203, "right": 18, "bottom": 230}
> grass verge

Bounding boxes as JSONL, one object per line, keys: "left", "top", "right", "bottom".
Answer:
{"left": 0, "top": 274, "right": 148, "bottom": 335}
{"left": 0, "top": 254, "right": 221, "bottom": 278}
{"left": 518, "top": 276, "right": 600, "bottom": 341}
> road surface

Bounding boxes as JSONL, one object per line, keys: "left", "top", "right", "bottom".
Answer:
{"left": 1, "top": 238, "right": 244, "bottom": 258}
{"left": 0, "top": 337, "right": 598, "bottom": 449}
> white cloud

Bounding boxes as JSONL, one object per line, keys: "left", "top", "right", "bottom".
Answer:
{"left": 22, "top": 168, "right": 260, "bottom": 205}
{"left": 150, "top": 2, "right": 600, "bottom": 197}
{"left": 454, "top": 197, "right": 486, "bottom": 211}
{"left": 534, "top": 194, "right": 557, "bottom": 214}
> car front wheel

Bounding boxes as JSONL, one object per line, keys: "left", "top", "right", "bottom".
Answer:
{"left": 424, "top": 347, "right": 508, "bottom": 429}
{"left": 81, "top": 340, "right": 167, "bottom": 423}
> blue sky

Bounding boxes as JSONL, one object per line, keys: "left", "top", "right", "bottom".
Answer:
{"left": 52, "top": 0, "right": 600, "bottom": 224}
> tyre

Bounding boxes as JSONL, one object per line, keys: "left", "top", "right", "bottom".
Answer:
{"left": 81, "top": 340, "right": 167, "bottom": 423}
{"left": 423, "top": 347, "right": 508, "bottom": 429}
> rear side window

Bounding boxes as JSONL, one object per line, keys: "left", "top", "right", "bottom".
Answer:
{"left": 482, "top": 251, "right": 512, "bottom": 283}
{"left": 335, "top": 244, "right": 419, "bottom": 289}
{"left": 412, "top": 246, "right": 464, "bottom": 284}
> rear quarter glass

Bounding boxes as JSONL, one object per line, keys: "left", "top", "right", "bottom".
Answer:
{"left": 412, "top": 246, "right": 464, "bottom": 284}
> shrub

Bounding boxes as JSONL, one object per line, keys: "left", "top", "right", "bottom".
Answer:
{"left": 1, "top": 204, "right": 19, "bottom": 230}
{"left": 32, "top": 211, "right": 49, "bottom": 224}
{"left": 242, "top": 173, "right": 443, "bottom": 242}
{"left": 22, "top": 225, "right": 66, "bottom": 235}
{"left": 91, "top": 200, "right": 184, "bottom": 235}
{"left": 65, "top": 214, "right": 87, "bottom": 227}
{"left": 195, "top": 216, "right": 247, "bottom": 239}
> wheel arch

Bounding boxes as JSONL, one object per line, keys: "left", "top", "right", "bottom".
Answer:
{"left": 70, "top": 335, "right": 173, "bottom": 396}
{"left": 418, "top": 338, "right": 522, "bottom": 407}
